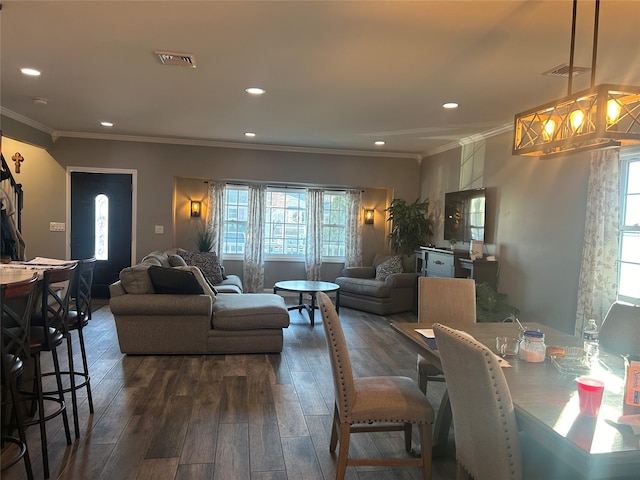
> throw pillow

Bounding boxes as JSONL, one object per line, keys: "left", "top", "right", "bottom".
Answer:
{"left": 174, "top": 265, "right": 217, "bottom": 301}
{"left": 178, "top": 250, "right": 224, "bottom": 285}
{"left": 147, "top": 266, "right": 204, "bottom": 295}
{"left": 168, "top": 254, "right": 187, "bottom": 267}
{"left": 375, "top": 255, "right": 404, "bottom": 281}
{"left": 119, "top": 264, "right": 155, "bottom": 294}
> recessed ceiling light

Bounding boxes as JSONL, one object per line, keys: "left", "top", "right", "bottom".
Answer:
{"left": 245, "top": 132, "right": 256, "bottom": 137}
{"left": 245, "top": 87, "right": 265, "bottom": 95}
{"left": 101, "top": 121, "right": 114, "bottom": 127}
{"left": 443, "top": 102, "right": 459, "bottom": 109}
{"left": 20, "top": 67, "right": 41, "bottom": 76}
{"left": 374, "top": 141, "right": 386, "bottom": 146}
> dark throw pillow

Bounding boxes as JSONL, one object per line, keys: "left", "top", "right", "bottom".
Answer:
{"left": 177, "top": 250, "right": 224, "bottom": 285}
{"left": 147, "top": 266, "right": 204, "bottom": 295}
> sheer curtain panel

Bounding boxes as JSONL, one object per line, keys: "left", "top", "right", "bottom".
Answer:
{"left": 206, "top": 181, "right": 226, "bottom": 257}
{"left": 575, "top": 149, "right": 620, "bottom": 337}
{"left": 305, "top": 188, "right": 323, "bottom": 280}
{"left": 344, "top": 189, "right": 363, "bottom": 268}
{"left": 243, "top": 184, "right": 266, "bottom": 292}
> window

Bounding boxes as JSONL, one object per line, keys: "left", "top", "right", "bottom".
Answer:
{"left": 222, "top": 187, "right": 248, "bottom": 255}
{"left": 95, "top": 194, "right": 108, "bottom": 260}
{"left": 222, "top": 186, "right": 347, "bottom": 259}
{"left": 619, "top": 154, "right": 640, "bottom": 303}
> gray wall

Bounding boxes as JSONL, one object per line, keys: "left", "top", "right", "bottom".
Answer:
{"left": 6, "top": 134, "right": 419, "bottom": 287}
{"left": 421, "top": 132, "right": 589, "bottom": 333}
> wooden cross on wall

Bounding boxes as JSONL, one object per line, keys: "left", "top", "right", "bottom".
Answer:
{"left": 12, "top": 152, "right": 24, "bottom": 173}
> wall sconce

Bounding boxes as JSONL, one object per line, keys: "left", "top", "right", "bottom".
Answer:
{"left": 190, "top": 200, "right": 202, "bottom": 217}
{"left": 364, "top": 209, "right": 374, "bottom": 225}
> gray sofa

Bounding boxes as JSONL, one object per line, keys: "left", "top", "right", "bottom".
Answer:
{"left": 335, "top": 253, "right": 416, "bottom": 315}
{"left": 109, "top": 249, "right": 290, "bottom": 354}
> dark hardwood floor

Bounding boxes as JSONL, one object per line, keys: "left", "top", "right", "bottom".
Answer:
{"left": 2, "top": 299, "right": 456, "bottom": 479}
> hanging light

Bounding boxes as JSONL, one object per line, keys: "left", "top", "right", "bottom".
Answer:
{"left": 513, "top": 0, "right": 640, "bottom": 157}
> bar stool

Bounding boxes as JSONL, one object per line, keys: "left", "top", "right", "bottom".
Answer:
{"left": 63, "top": 257, "right": 97, "bottom": 434}
{"left": 1, "top": 273, "right": 38, "bottom": 480}
{"left": 25, "top": 264, "right": 76, "bottom": 478}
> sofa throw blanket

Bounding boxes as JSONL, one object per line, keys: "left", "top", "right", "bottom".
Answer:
{"left": 177, "top": 249, "right": 224, "bottom": 285}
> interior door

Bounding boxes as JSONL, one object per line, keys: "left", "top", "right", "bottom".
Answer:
{"left": 71, "top": 172, "right": 132, "bottom": 298}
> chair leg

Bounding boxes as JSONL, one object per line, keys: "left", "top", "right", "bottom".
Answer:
{"left": 65, "top": 335, "right": 80, "bottom": 439}
{"left": 33, "top": 354, "right": 50, "bottom": 479}
{"left": 420, "top": 423, "right": 433, "bottom": 480}
{"left": 404, "top": 422, "right": 413, "bottom": 451}
{"left": 329, "top": 404, "right": 340, "bottom": 452}
{"left": 335, "top": 423, "right": 351, "bottom": 480}
{"left": 76, "top": 325, "right": 94, "bottom": 413}
{"left": 3, "top": 374, "right": 34, "bottom": 480}
{"left": 50, "top": 348, "right": 72, "bottom": 446}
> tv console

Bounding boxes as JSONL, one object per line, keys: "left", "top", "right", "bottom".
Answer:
{"left": 416, "top": 247, "right": 498, "bottom": 291}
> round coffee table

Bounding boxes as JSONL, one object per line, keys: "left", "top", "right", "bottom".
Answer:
{"left": 273, "top": 280, "right": 340, "bottom": 326}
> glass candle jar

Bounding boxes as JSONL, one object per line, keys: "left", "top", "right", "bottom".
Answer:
{"left": 519, "top": 330, "right": 546, "bottom": 362}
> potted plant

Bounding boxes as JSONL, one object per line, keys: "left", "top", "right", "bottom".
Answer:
{"left": 194, "top": 225, "right": 215, "bottom": 252}
{"left": 385, "top": 197, "right": 433, "bottom": 255}
{"left": 475, "top": 282, "right": 519, "bottom": 322}
{"left": 448, "top": 238, "right": 457, "bottom": 250}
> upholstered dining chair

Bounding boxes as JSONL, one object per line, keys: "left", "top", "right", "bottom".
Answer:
{"left": 417, "top": 277, "right": 476, "bottom": 394}
{"left": 598, "top": 301, "right": 640, "bottom": 357}
{"left": 433, "top": 323, "right": 578, "bottom": 480}
{"left": 1, "top": 273, "right": 38, "bottom": 480}
{"left": 317, "top": 292, "right": 434, "bottom": 480}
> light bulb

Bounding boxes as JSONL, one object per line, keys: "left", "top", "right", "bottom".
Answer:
{"left": 606, "top": 99, "right": 621, "bottom": 125}
{"left": 570, "top": 110, "right": 585, "bottom": 132}
{"left": 542, "top": 119, "right": 556, "bottom": 141}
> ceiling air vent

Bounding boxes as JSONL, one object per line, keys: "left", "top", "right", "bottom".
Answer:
{"left": 542, "top": 63, "right": 590, "bottom": 77}
{"left": 154, "top": 51, "right": 197, "bottom": 68}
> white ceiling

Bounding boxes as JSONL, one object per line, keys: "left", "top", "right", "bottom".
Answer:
{"left": 1, "top": 0, "right": 639, "bottom": 157}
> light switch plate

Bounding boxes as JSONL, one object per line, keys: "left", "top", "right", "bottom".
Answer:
{"left": 49, "top": 222, "right": 65, "bottom": 232}
{"left": 154, "top": 225, "right": 164, "bottom": 234}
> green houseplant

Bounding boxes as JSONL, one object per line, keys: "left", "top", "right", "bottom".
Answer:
{"left": 194, "top": 225, "right": 215, "bottom": 252}
{"left": 475, "top": 282, "right": 519, "bottom": 323}
{"left": 385, "top": 198, "right": 433, "bottom": 255}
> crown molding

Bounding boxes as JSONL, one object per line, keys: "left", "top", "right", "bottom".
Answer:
{"left": 420, "top": 122, "right": 513, "bottom": 158}
{"left": 0, "top": 107, "right": 55, "bottom": 135}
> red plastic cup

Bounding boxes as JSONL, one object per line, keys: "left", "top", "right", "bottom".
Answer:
{"left": 576, "top": 376, "right": 605, "bottom": 417}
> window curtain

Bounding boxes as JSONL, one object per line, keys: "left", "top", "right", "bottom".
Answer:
{"left": 243, "top": 184, "right": 266, "bottom": 292}
{"left": 344, "top": 189, "right": 363, "bottom": 268}
{"left": 305, "top": 188, "right": 323, "bottom": 280}
{"left": 575, "top": 148, "right": 620, "bottom": 337}
{"left": 206, "top": 181, "right": 225, "bottom": 258}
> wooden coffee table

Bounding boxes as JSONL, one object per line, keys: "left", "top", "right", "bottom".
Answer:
{"left": 273, "top": 280, "right": 340, "bottom": 326}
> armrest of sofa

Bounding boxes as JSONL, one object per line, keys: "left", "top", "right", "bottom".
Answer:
{"left": 109, "top": 292, "right": 212, "bottom": 316}
{"left": 340, "top": 266, "right": 375, "bottom": 278}
{"left": 385, "top": 272, "right": 417, "bottom": 288}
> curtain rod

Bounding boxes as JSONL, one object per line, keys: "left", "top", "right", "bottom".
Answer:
{"left": 217, "top": 181, "right": 363, "bottom": 193}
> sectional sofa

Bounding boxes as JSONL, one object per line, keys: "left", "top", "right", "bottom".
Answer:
{"left": 109, "top": 249, "right": 290, "bottom": 354}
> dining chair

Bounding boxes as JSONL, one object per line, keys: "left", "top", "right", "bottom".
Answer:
{"left": 1, "top": 273, "right": 38, "bottom": 480}
{"left": 416, "top": 277, "right": 476, "bottom": 394}
{"left": 433, "top": 323, "right": 579, "bottom": 480}
{"left": 65, "top": 257, "right": 97, "bottom": 421}
{"left": 25, "top": 263, "right": 76, "bottom": 478}
{"left": 598, "top": 301, "right": 640, "bottom": 357}
{"left": 317, "top": 292, "right": 434, "bottom": 480}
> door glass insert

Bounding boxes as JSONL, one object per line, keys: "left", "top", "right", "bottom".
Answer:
{"left": 95, "top": 194, "right": 109, "bottom": 260}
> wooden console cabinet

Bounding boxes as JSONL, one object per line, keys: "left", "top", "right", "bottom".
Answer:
{"left": 415, "top": 247, "right": 499, "bottom": 291}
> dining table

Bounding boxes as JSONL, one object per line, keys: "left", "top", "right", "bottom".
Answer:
{"left": 391, "top": 321, "right": 640, "bottom": 480}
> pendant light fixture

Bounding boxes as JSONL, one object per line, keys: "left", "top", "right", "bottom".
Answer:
{"left": 513, "top": 0, "right": 640, "bottom": 157}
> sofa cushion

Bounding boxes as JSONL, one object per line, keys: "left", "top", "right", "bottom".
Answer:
{"left": 335, "top": 277, "right": 392, "bottom": 297}
{"left": 168, "top": 254, "right": 188, "bottom": 267}
{"left": 212, "top": 294, "right": 290, "bottom": 330}
{"left": 119, "top": 264, "right": 155, "bottom": 294}
{"left": 178, "top": 250, "right": 224, "bottom": 285}
{"left": 148, "top": 266, "right": 204, "bottom": 295}
{"left": 142, "top": 250, "right": 172, "bottom": 267}
{"left": 375, "top": 255, "right": 403, "bottom": 281}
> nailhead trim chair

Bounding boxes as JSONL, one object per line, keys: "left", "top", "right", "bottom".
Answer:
{"left": 317, "top": 292, "right": 434, "bottom": 480}
{"left": 416, "top": 277, "right": 476, "bottom": 394}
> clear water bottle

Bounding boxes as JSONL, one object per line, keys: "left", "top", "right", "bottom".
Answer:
{"left": 583, "top": 318, "right": 599, "bottom": 363}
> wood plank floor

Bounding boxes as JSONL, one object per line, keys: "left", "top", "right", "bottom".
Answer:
{"left": 2, "top": 300, "right": 456, "bottom": 480}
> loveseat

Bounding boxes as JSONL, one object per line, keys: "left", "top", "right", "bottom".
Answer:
{"left": 335, "top": 253, "right": 416, "bottom": 315}
{"left": 109, "top": 249, "right": 290, "bottom": 354}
